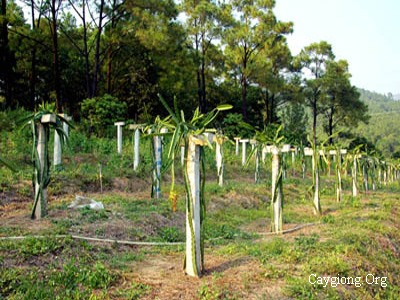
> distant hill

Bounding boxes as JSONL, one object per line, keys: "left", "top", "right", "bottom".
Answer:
{"left": 355, "top": 88, "right": 400, "bottom": 157}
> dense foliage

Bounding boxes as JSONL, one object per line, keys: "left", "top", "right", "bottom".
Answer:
{"left": 2, "top": 0, "right": 397, "bottom": 156}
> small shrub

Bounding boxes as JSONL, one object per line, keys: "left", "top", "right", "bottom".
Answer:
{"left": 80, "top": 207, "right": 108, "bottom": 223}
{"left": 157, "top": 226, "right": 184, "bottom": 242}
{"left": 81, "top": 94, "right": 128, "bottom": 137}
{"left": 294, "top": 233, "right": 320, "bottom": 252}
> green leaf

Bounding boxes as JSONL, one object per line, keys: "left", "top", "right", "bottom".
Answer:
{"left": 215, "top": 104, "right": 233, "bottom": 111}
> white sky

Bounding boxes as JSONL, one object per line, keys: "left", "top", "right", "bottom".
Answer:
{"left": 274, "top": 0, "right": 400, "bottom": 95}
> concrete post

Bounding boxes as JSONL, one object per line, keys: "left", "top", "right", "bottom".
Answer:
{"left": 114, "top": 122, "right": 125, "bottom": 155}
{"left": 378, "top": 168, "right": 382, "bottom": 188}
{"left": 291, "top": 151, "right": 295, "bottom": 176}
{"left": 181, "top": 146, "right": 185, "bottom": 166}
{"left": 185, "top": 136, "right": 203, "bottom": 277}
{"left": 33, "top": 114, "right": 55, "bottom": 219}
{"left": 363, "top": 164, "right": 368, "bottom": 192}
{"left": 216, "top": 141, "right": 224, "bottom": 186}
{"left": 54, "top": 130, "right": 62, "bottom": 166}
{"left": 129, "top": 124, "right": 143, "bottom": 171}
{"left": 241, "top": 139, "right": 249, "bottom": 166}
{"left": 312, "top": 151, "right": 321, "bottom": 215}
{"left": 262, "top": 146, "right": 267, "bottom": 163}
{"left": 153, "top": 133, "right": 162, "bottom": 199}
{"left": 160, "top": 127, "right": 168, "bottom": 153}
{"left": 53, "top": 113, "right": 69, "bottom": 167}
{"left": 337, "top": 163, "right": 343, "bottom": 202}
{"left": 281, "top": 144, "right": 290, "bottom": 180}
{"left": 352, "top": 156, "right": 358, "bottom": 197}
{"left": 134, "top": 129, "right": 140, "bottom": 171}
{"left": 234, "top": 137, "right": 240, "bottom": 156}
{"left": 271, "top": 146, "right": 282, "bottom": 232}
{"left": 250, "top": 139, "right": 256, "bottom": 151}
{"left": 384, "top": 167, "right": 387, "bottom": 186}
{"left": 255, "top": 146, "right": 259, "bottom": 183}
{"left": 34, "top": 122, "right": 47, "bottom": 219}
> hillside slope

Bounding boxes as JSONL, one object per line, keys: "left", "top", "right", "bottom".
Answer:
{"left": 355, "top": 89, "right": 400, "bottom": 157}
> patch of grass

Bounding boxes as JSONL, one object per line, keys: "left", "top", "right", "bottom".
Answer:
{"left": 0, "top": 237, "right": 71, "bottom": 259}
{"left": 113, "top": 282, "right": 152, "bottom": 299}
{"left": 0, "top": 259, "right": 116, "bottom": 299}
{"left": 80, "top": 207, "right": 108, "bottom": 223}
{"left": 285, "top": 276, "right": 339, "bottom": 300}
{"left": 294, "top": 233, "right": 320, "bottom": 252}
{"left": 198, "top": 281, "right": 238, "bottom": 300}
{"left": 156, "top": 226, "right": 185, "bottom": 242}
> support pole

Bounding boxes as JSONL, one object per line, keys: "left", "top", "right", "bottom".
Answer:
{"left": 181, "top": 146, "right": 185, "bottom": 166}
{"left": 241, "top": 140, "right": 249, "bottom": 166}
{"left": 153, "top": 134, "right": 162, "bottom": 199}
{"left": 114, "top": 122, "right": 125, "bottom": 155}
{"left": 134, "top": 129, "right": 140, "bottom": 171}
{"left": 271, "top": 146, "right": 282, "bottom": 232}
{"left": 54, "top": 130, "right": 61, "bottom": 166}
{"left": 34, "top": 122, "right": 47, "bottom": 219}
{"left": 234, "top": 137, "right": 240, "bottom": 156}
{"left": 129, "top": 124, "right": 143, "bottom": 171}
{"left": 352, "top": 156, "right": 358, "bottom": 197}
{"left": 216, "top": 141, "right": 224, "bottom": 186}
{"left": 336, "top": 153, "right": 343, "bottom": 202}
{"left": 291, "top": 151, "right": 295, "bottom": 176}
{"left": 185, "top": 136, "right": 202, "bottom": 277}
{"left": 363, "top": 164, "right": 368, "bottom": 192}
{"left": 255, "top": 146, "right": 259, "bottom": 183}
{"left": 312, "top": 151, "right": 321, "bottom": 215}
{"left": 53, "top": 113, "right": 69, "bottom": 167}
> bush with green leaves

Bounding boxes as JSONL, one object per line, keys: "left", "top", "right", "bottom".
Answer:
{"left": 221, "top": 113, "right": 253, "bottom": 138}
{"left": 81, "top": 94, "right": 128, "bottom": 137}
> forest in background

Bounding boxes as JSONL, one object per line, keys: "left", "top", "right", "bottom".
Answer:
{"left": 1, "top": 0, "right": 398, "bottom": 158}
{"left": 355, "top": 89, "right": 400, "bottom": 158}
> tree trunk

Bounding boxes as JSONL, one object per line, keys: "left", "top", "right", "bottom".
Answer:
{"left": 328, "top": 107, "right": 334, "bottom": 145}
{"left": 264, "top": 89, "right": 269, "bottom": 124}
{"left": 200, "top": 53, "right": 206, "bottom": 113}
{"left": 29, "top": 0, "right": 39, "bottom": 110}
{"left": 92, "top": 0, "right": 105, "bottom": 98}
{"left": 270, "top": 94, "right": 275, "bottom": 123}
{"left": 82, "top": 0, "right": 91, "bottom": 98}
{"left": 241, "top": 54, "right": 248, "bottom": 121}
{"left": 51, "top": 0, "right": 62, "bottom": 112}
{"left": 106, "top": 0, "right": 117, "bottom": 94}
{"left": 1, "top": 0, "right": 13, "bottom": 108}
{"left": 196, "top": 69, "right": 202, "bottom": 112}
{"left": 312, "top": 97, "right": 317, "bottom": 147}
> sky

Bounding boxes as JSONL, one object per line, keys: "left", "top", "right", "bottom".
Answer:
{"left": 274, "top": 0, "right": 400, "bottom": 95}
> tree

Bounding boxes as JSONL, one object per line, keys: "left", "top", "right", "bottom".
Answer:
{"left": 46, "top": 0, "right": 63, "bottom": 111}
{"left": 297, "top": 41, "right": 335, "bottom": 147}
{"left": 282, "top": 101, "right": 308, "bottom": 145}
{"left": 224, "top": 0, "right": 292, "bottom": 121}
{"left": 252, "top": 32, "right": 295, "bottom": 125}
{"left": 0, "top": 0, "right": 16, "bottom": 108}
{"left": 181, "top": 0, "right": 232, "bottom": 113}
{"left": 322, "top": 60, "right": 369, "bottom": 144}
